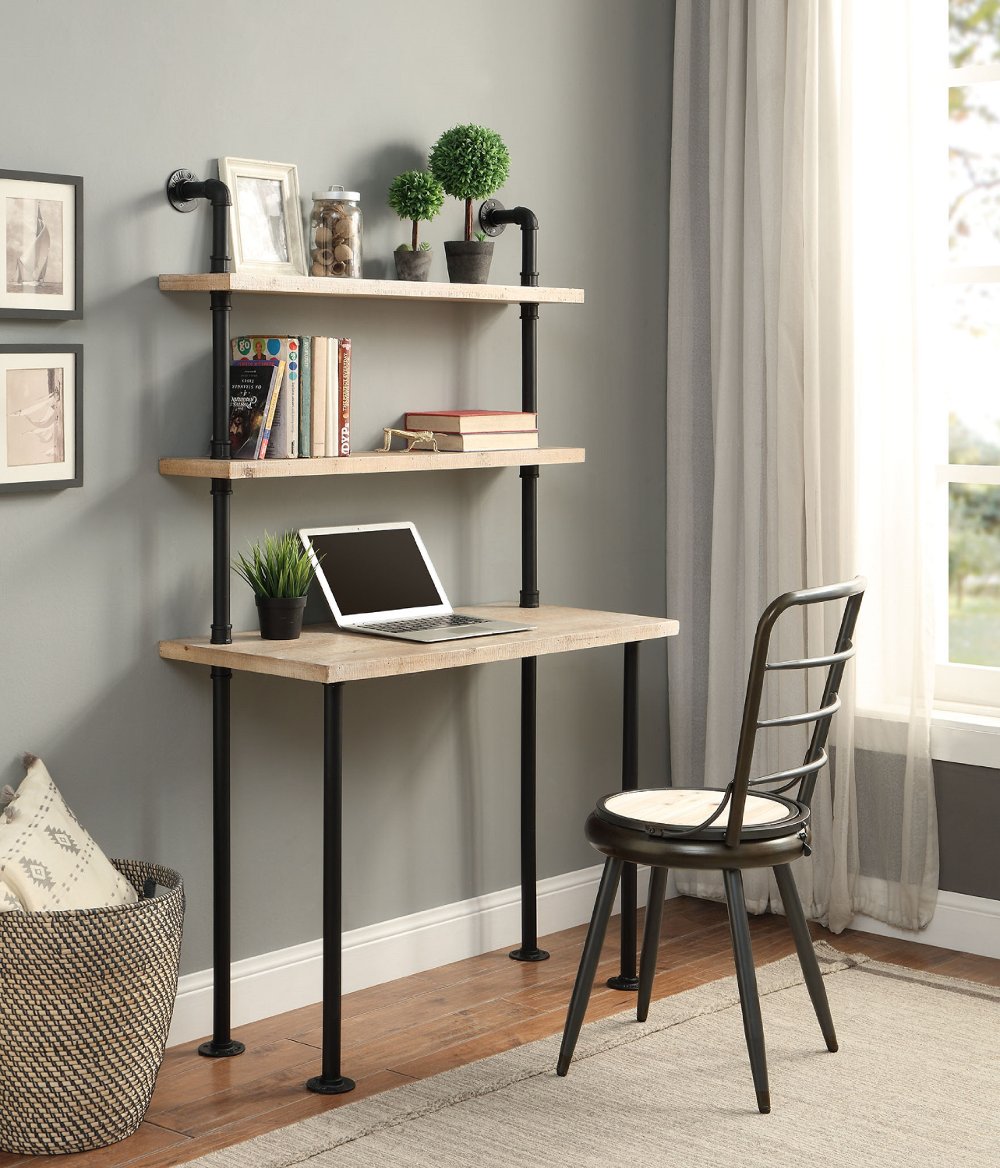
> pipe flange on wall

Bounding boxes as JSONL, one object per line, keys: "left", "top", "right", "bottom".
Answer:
{"left": 479, "top": 199, "right": 506, "bottom": 236}
{"left": 166, "top": 169, "right": 200, "bottom": 213}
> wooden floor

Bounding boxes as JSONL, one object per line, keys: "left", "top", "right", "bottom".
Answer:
{"left": 5, "top": 896, "right": 999, "bottom": 1167}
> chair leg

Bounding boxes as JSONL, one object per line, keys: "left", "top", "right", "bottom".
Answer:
{"left": 773, "top": 863, "right": 838, "bottom": 1052}
{"left": 722, "top": 868, "right": 770, "bottom": 1114}
{"left": 557, "top": 857, "right": 623, "bottom": 1076}
{"left": 637, "top": 866, "right": 668, "bottom": 1023}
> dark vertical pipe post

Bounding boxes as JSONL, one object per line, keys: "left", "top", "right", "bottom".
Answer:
{"left": 198, "top": 665, "right": 243, "bottom": 1057}
{"left": 499, "top": 206, "right": 547, "bottom": 963}
{"left": 307, "top": 683, "right": 355, "bottom": 1094}
{"left": 169, "top": 173, "right": 244, "bottom": 1058}
{"left": 607, "top": 642, "right": 641, "bottom": 990}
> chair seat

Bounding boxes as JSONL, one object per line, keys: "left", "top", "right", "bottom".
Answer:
{"left": 596, "top": 786, "right": 808, "bottom": 840}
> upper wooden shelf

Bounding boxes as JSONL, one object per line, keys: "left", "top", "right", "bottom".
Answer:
{"left": 158, "top": 273, "right": 584, "bottom": 306}
{"left": 159, "top": 447, "right": 585, "bottom": 480}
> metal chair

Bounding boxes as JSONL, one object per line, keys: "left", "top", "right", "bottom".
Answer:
{"left": 556, "top": 578, "right": 865, "bottom": 1114}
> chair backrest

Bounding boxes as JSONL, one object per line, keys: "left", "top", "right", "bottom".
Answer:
{"left": 724, "top": 577, "right": 866, "bottom": 848}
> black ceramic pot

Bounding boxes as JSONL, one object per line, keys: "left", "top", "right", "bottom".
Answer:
{"left": 256, "top": 595, "right": 307, "bottom": 640}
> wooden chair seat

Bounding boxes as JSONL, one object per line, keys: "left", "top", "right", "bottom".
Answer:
{"left": 597, "top": 787, "right": 808, "bottom": 840}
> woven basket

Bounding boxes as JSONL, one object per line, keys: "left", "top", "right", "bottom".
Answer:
{"left": 0, "top": 859, "right": 184, "bottom": 1155}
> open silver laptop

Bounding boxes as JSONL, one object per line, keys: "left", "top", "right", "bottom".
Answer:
{"left": 299, "top": 522, "right": 534, "bottom": 643}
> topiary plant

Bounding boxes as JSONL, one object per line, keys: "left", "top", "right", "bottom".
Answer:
{"left": 387, "top": 169, "right": 445, "bottom": 253}
{"left": 429, "top": 124, "right": 510, "bottom": 242}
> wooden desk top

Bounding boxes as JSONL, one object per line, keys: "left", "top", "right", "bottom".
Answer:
{"left": 159, "top": 604, "right": 679, "bottom": 685}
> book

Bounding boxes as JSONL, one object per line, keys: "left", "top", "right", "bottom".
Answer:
{"left": 229, "top": 361, "right": 283, "bottom": 459}
{"left": 324, "top": 338, "right": 339, "bottom": 456}
{"left": 298, "top": 336, "right": 312, "bottom": 457}
{"left": 232, "top": 336, "right": 300, "bottom": 458}
{"left": 311, "top": 337, "right": 328, "bottom": 457}
{"left": 404, "top": 409, "right": 537, "bottom": 434}
{"left": 430, "top": 430, "right": 539, "bottom": 452}
{"left": 338, "top": 337, "right": 351, "bottom": 456}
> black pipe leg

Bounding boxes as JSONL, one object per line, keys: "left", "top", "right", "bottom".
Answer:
{"left": 723, "top": 869, "right": 770, "bottom": 1114}
{"left": 199, "top": 667, "right": 244, "bottom": 1058}
{"left": 773, "top": 864, "right": 838, "bottom": 1052}
{"left": 609, "top": 642, "right": 640, "bottom": 990}
{"left": 307, "top": 683, "right": 355, "bottom": 1095}
{"left": 637, "top": 866, "right": 668, "bottom": 1023}
{"left": 557, "top": 858, "right": 624, "bottom": 1076}
{"left": 510, "top": 656, "right": 549, "bottom": 962}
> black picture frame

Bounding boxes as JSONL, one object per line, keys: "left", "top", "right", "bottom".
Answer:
{"left": 0, "top": 170, "right": 83, "bottom": 320}
{"left": 0, "top": 344, "right": 83, "bottom": 492}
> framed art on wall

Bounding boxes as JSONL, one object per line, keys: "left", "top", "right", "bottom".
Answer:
{"left": 0, "top": 170, "right": 83, "bottom": 319}
{"left": 218, "top": 157, "right": 306, "bottom": 276}
{"left": 0, "top": 345, "right": 82, "bottom": 492}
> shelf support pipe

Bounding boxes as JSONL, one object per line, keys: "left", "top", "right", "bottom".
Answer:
{"left": 166, "top": 171, "right": 244, "bottom": 1058}
{"left": 480, "top": 202, "right": 549, "bottom": 964}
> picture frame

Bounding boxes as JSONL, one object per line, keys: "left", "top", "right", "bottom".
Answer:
{"left": 0, "top": 345, "right": 82, "bottom": 492}
{"left": 0, "top": 170, "right": 83, "bottom": 319}
{"left": 218, "top": 157, "right": 306, "bottom": 276}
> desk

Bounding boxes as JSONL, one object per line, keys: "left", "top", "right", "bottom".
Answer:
{"left": 161, "top": 604, "right": 678, "bottom": 1091}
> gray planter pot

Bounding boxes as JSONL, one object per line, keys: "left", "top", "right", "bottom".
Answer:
{"left": 394, "top": 248, "right": 433, "bottom": 281}
{"left": 444, "top": 240, "right": 494, "bottom": 284}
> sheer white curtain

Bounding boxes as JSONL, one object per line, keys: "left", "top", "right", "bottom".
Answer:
{"left": 666, "top": 0, "right": 938, "bottom": 930}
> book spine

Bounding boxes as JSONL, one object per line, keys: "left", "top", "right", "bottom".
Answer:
{"left": 311, "top": 337, "right": 327, "bottom": 457}
{"left": 299, "top": 336, "right": 312, "bottom": 458}
{"left": 325, "top": 338, "right": 339, "bottom": 457}
{"left": 339, "top": 337, "right": 351, "bottom": 456}
{"left": 265, "top": 338, "right": 299, "bottom": 458}
{"left": 257, "top": 361, "right": 285, "bottom": 458}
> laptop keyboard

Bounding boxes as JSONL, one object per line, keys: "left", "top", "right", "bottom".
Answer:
{"left": 364, "top": 614, "right": 490, "bottom": 633}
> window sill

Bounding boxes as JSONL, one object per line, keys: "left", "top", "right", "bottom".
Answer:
{"left": 855, "top": 707, "right": 1000, "bottom": 770}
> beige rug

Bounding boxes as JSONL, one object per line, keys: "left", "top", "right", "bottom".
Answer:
{"left": 188, "top": 944, "right": 1000, "bottom": 1168}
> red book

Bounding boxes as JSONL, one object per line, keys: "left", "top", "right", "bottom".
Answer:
{"left": 338, "top": 338, "right": 351, "bottom": 456}
{"left": 404, "top": 409, "right": 536, "bottom": 434}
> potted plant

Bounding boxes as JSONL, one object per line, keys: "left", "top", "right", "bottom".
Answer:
{"left": 429, "top": 124, "right": 510, "bottom": 283}
{"left": 387, "top": 169, "right": 445, "bottom": 281}
{"left": 232, "top": 530, "right": 319, "bottom": 640}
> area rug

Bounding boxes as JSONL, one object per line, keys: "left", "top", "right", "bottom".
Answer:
{"left": 188, "top": 943, "right": 999, "bottom": 1168}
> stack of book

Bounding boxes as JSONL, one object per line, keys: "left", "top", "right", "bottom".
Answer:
{"left": 231, "top": 335, "right": 351, "bottom": 459}
{"left": 402, "top": 409, "right": 538, "bottom": 452}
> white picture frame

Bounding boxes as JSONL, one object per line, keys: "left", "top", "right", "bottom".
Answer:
{"left": 218, "top": 157, "right": 306, "bottom": 276}
{"left": 0, "top": 345, "right": 82, "bottom": 492}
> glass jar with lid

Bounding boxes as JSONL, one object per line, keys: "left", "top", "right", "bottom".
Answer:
{"left": 309, "top": 186, "right": 362, "bottom": 278}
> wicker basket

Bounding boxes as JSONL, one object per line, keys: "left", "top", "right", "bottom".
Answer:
{"left": 0, "top": 859, "right": 184, "bottom": 1155}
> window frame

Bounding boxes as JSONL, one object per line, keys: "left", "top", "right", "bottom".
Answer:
{"left": 937, "top": 52, "right": 1000, "bottom": 713}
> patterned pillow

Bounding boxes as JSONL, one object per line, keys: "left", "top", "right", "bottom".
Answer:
{"left": 0, "top": 881, "right": 22, "bottom": 912}
{"left": 0, "top": 755, "right": 138, "bottom": 912}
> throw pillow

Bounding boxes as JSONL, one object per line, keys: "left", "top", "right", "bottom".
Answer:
{"left": 0, "top": 754, "right": 138, "bottom": 912}
{"left": 0, "top": 881, "right": 22, "bottom": 912}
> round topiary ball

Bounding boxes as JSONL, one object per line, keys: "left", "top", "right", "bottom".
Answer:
{"left": 429, "top": 124, "right": 511, "bottom": 201}
{"left": 387, "top": 170, "right": 445, "bottom": 224}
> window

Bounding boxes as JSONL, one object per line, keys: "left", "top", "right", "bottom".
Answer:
{"left": 937, "top": 2, "right": 1000, "bottom": 712}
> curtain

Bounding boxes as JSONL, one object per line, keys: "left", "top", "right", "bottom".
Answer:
{"left": 666, "top": 0, "right": 939, "bottom": 930}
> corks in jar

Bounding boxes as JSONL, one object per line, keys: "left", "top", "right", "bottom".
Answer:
{"left": 309, "top": 186, "right": 362, "bottom": 278}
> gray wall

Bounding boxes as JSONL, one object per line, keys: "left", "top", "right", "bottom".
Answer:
{"left": 0, "top": 1, "right": 672, "bottom": 974}
{"left": 935, "top": 761, "right": 1000, "bottom": 901}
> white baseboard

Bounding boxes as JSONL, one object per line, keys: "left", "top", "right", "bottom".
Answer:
{"left": 849, "top": 890, "right": 1000, "bottom": 960}
{"left": 168, "top": 864, "right": 676, "bottom": 1048}
{"left": 169, "top": 875, "right": 997, "bottom": 1047}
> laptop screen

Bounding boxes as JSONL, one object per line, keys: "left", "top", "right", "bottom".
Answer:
{"left": 303, "top": 526, "right": 445, "bottom": 619}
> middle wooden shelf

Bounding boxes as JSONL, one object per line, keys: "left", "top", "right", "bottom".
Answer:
{"left": 159, "top": 447, "right": 585, "bottom": 479}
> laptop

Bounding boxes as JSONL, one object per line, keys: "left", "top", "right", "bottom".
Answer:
{"left": 299, "top": 522, "right": 535, "bottom": 643}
